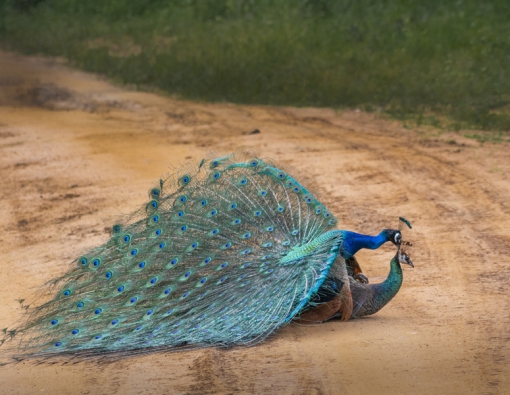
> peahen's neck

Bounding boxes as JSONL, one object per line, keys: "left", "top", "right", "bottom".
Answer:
{"left": 341, "top": 231, "right": 389, "bottom": 258}
{"left": 357, "top": 255, "right": 403, "bottom": 317}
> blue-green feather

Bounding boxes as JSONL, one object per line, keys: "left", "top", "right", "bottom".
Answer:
{"left": 14, "top": 150, "right": 344, "bottom": 357}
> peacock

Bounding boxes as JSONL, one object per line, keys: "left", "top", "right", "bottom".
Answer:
{"left": 5, "top": 149, "right": 412, "bottom": 359}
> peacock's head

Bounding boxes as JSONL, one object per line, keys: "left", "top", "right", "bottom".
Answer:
{"left": 382, "top": 229, "right": 402, "bottom": 246}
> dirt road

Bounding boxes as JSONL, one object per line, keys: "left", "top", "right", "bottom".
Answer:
{"left": 0, "top": 50, "right": 509, "bottom": 395}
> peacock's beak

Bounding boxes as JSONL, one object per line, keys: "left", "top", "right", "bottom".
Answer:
{"left": 398, "top": 252, "right": 414, "bottom": 268}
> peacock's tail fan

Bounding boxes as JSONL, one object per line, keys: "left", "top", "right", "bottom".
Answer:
{"left": 12, "top": 149, "right": 342, "bottom": 358}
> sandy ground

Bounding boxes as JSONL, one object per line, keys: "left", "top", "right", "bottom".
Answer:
{"left": 0, "top": 50, "right": 509, "bottom": 395}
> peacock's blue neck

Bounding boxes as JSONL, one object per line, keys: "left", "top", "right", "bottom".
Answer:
{"left": 341, "top": 231, "right": 389, "bottom": 258}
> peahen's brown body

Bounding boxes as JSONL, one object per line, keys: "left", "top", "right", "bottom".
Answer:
{"left": 297, "top": 251, "right": 413, "bottom": 323}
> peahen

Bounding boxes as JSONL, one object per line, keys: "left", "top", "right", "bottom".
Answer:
{"left": 297, "top": 247, "right": 414, "bottom": 323}
{"left": 6, "top": 149, "right": 410, "bottom": 359}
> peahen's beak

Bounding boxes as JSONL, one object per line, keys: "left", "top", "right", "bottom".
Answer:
{"left": 398, "top": 252, "right": 414, "bottom": 268}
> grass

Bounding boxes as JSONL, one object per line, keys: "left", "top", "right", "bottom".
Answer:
{"left": 1, "top": 0, "right": 510, "bottom": 132}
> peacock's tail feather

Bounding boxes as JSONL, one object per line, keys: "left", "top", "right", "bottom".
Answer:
{"left": 11, "top": 149, "right": 343, "bottom": 358}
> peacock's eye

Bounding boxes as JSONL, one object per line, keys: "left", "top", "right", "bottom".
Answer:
{"left": 394, "top": 232, "right": 402, "bottom": 244}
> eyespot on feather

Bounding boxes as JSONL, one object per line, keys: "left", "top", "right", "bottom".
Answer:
{"left": 146, "top": 200, "right": 158, "bottom": 213}
{"left": 179, "top": 175, "right": 191, "bottom": 187}
{"left": 165, "top": 257, "right": 180, "bottom": 269}
{"left": 303, "top": 195, "right": 313, "bottom": 204}
{"left": 174, "top": 194, "right": 188, "bottom": 207}
{"left": 209, "top": 171, "right": 222, "bottom": 181}
{"left": 186, "top": 242, "right": 199, "bottom": 252}
{"left": 78, "top": 256, "right": 88, "bottom": 268}
{"left": 149, "top": 188, "right": 160, "bottom": 200}
{"left": 208, "top": 228, "right": 219, "bottom": 236}
{"left": 159, "top": 287, "right": 172, "bottom": 298}
{"left": 111, "top": 224, "right": 122, "bottom": 236}
{"left": 147, "top": 214, "right": 160, "bottom": 226}
{"left": 207, "top": 209, "right": 218, "bottom": 218}
{"left": 89, "top": 258, "right": 101, "bottom": 270}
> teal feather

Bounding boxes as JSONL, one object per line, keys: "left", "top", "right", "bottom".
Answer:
{"left": 10, "top": 150, "right": 403, "bottom": 358}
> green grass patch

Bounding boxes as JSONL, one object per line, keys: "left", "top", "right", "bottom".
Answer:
{"left": 1, "top": 0, "right": 510, "bottom": 132}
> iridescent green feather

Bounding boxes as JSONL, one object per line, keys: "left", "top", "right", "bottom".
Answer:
{"left": 14, "top": 149, "right": 343, "bottom": 357}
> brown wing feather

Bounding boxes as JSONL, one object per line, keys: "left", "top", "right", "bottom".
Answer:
{"left": 295, "top": 257, "right": 353, "bottom": 323}
{"left": 346, "top": 256, "right": 363, "bottom": 276}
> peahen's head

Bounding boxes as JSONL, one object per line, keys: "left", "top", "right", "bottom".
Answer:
{"left": 398, "top": 251, "right": 414, "bottom": 267}
{"left": 381, "top": 229, "right": 402, "bottom": 246}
